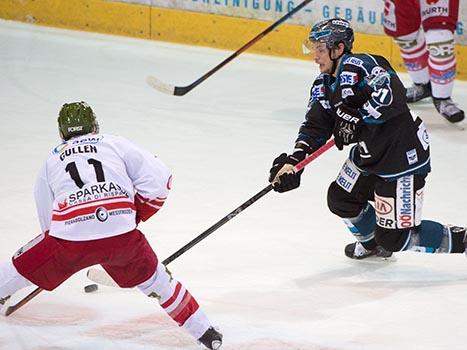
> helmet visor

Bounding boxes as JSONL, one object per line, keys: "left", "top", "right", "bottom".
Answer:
{"left": 302, "top": 39, "right": 328, "bottom": 56}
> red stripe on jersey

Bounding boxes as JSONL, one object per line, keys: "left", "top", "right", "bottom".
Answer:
{"left": 52, "top": 201, "right": 136, "bottom": 221}
{"left": 53, "top": 195, "right": 130, "bottom": 213}
{"left": 161, "top": 282, "right": 182, "bottom": 309}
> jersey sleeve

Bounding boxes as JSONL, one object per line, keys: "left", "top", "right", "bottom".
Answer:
{"left": 34, "top": 161, "right": 54, "bottom": 233}
{"left": 120, "top": 138, "right": 172, "bottom": 222}
{"left": 294, "top": 76, "right": 335, "bottom": 157}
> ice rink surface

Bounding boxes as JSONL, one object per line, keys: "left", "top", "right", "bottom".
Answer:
{"left": 1, "top": 19, "right": 467, "bottom": 350}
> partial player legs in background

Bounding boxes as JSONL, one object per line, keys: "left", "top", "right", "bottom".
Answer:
{"left": 383, "top": 0, "right": 464, "bottom": 123}
{"left": 425, "top": 29, "right": 464, "bottom": 123}
{"left": 393, "top": 29, "right": 431, "bottom": 103}
{"left": 137, "top": 262, "right": 222, "bottom": 350}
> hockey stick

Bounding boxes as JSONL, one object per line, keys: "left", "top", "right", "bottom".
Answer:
{"left": 5, "top": 139, "right": 335, "bottom": 313}
{"left": 146, "top": 0, "right": 315, "bottom": 96}
{"left": 87, "top": 139, "right": 337, "bottom": 287}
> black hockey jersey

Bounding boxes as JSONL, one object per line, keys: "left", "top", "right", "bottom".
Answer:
{"left": 296, "top": 53, "right": 431, "bottom": 180}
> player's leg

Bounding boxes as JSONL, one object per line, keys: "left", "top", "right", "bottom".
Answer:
{"left": 383, "top": 0, "right": 430, "bottom": 102}
{"left": 0, "top": 232, "right": 58, "bottom": 306}
{"left": 0, "top": 260, "right": 34, "bottom": 311}
{"left": 373, "top": 174, "right": 466, "bottom": 253}
{"left": 0, "top": 232, "right": 75, "bottom": 313}
{"left": 421, "top": 0, "right": 464, "bottom": 122}
{"left": 102, "top": 229, "right": 222, "bottom": 350}
{"left": 327, "top": 158, "right": 392, "bottom": 259}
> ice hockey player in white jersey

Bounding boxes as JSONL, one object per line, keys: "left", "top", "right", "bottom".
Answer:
{"left": 0, "top": 102, "right": 222, "bottom": 350}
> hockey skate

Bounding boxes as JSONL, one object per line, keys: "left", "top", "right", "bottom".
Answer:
{"left": 406, "top": 82, "right": 431, "bottom": 103}
{"left": 345, "top": 241, "right": 393, "bottom": 260}
{"left": 198, "top": 327, "right": 223, "bottom": 350}
{"left": 433, "top": 97, "right": 465, "bottom": 124}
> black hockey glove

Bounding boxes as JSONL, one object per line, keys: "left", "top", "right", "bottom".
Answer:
{"left": 333, "top": 104, "right": 363, "bottom": 151}
{"left": 268, "top": 152, "right": 304, "bottom": 193}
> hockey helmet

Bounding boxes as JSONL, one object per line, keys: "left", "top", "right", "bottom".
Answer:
{"left": 58, "top": 102, "right": 99, "bottom": 141}
{"left": 308, "top": 18, "right": 354, "bottom": 53}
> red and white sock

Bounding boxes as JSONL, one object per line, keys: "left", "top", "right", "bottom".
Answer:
{"left": 395, "top": 29, "right": 430, "bottom": 84}
{"left": 425, "top": 29, "right": 456, "bottom": 99}
{"left": 138, "top": 263, "right": 210, "bottom": 339}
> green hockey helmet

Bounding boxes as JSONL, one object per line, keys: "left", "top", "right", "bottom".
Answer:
{"left": 58, "top": 101, "right": 99, "bottom": 141}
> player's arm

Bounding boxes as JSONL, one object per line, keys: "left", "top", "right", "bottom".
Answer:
{"left": 121, "top": 139, "right": 172, "bottom": 222}
{"left": 269, "top": 81, "right": 334, "bottom": 192}
{"left": 33, "top": 162, "right": 54, "bottom": 233}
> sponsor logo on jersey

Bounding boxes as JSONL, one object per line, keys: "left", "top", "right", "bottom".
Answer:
{"left": 406, "top": 149, "right": 418, "bottom": 165}
{"left": 58, "top": 199, "right": 68, "bottom": 210}
{"left": 71, "top": 135, "right": 103, "bottom": 145}
{"left": 336, "top": 159, "right": 361, "bottom": 193}
{"left": 341, "top": 88, "right": 355, "bottom": 99}
{"left": 320, "top": 100, "right": 331, "bottom": 110}
{"left": 397, "top": 176, "right": 414, "bottom": 228}
{"left": 340, "top": 72, "right": 358, "bottom": 86}
{"left": 311, "top": 84, "right": 325, "bottom": 101}
{"left": 375, "top": 194, "right": 396, "bottom": 229}
{"left": 95, "top": 207, "right": 109, "bottom": 222}
{"left": 421, "top": 0, "right": 448, "bottom": 17}
{"left": 53, "top": 142, "right": 68, "bottom": 154}
{"left": 343, "top": 57, "right": 364, "bottom": 68}
{"left": 67, "top": 182, "right": 129, "bottom": 204}
{"left": 416, "top": 121, "right": 430, "bottom": 151}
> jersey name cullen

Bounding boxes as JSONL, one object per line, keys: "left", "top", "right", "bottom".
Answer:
{"left": 59, "top": 145, "right": 98, "bottom": 161}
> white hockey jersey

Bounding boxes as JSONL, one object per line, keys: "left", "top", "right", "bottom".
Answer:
{"left": 34, "top": 133, "right": 171, "bottom": 241}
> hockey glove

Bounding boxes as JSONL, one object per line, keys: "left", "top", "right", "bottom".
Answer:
{"left": 268, "top": 153, "right": 304, "bottom": 193}
{"left": 333, "top": 104, "right": 363, "bottom": 151}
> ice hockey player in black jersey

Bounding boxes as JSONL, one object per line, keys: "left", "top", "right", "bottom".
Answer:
{"left": 269, "top": 18, "right": 466, "bottom": 259}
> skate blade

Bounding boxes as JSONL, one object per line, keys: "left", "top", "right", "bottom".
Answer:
{"left": 353, "top": 254, "right": 397, "bottom": 263}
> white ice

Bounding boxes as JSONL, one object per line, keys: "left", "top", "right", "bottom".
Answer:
{"left": 1, "top": 19, "right": 467, "bottom": 350}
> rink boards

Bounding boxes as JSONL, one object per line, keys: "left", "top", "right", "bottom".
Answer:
{"left": 0, "top": 0, "right": 466, "bottom": 79}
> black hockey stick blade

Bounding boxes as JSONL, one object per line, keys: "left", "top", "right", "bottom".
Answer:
{"left": 146, "top": 0, "right": 314, "bottom": 96}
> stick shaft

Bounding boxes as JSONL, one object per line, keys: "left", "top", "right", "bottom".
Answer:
{"left": 168, "top": 0, "right": 314, "bottom": 95}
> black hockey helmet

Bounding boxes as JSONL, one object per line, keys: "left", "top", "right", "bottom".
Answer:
{"left": 309, "top": 18, "right": 354, "bottom": 53}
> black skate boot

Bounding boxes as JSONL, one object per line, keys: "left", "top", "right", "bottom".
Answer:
{"left": 433, "top": 97, "right": 465, "bottom": 123}
{"left": 198, "top": 327, "right": 222, "bottom": 350}
{"left": 406, "top": 82, "right": 431, "bottom": 103}
{"left": 345, "top": 241, "right": 393, "bottom": 260}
